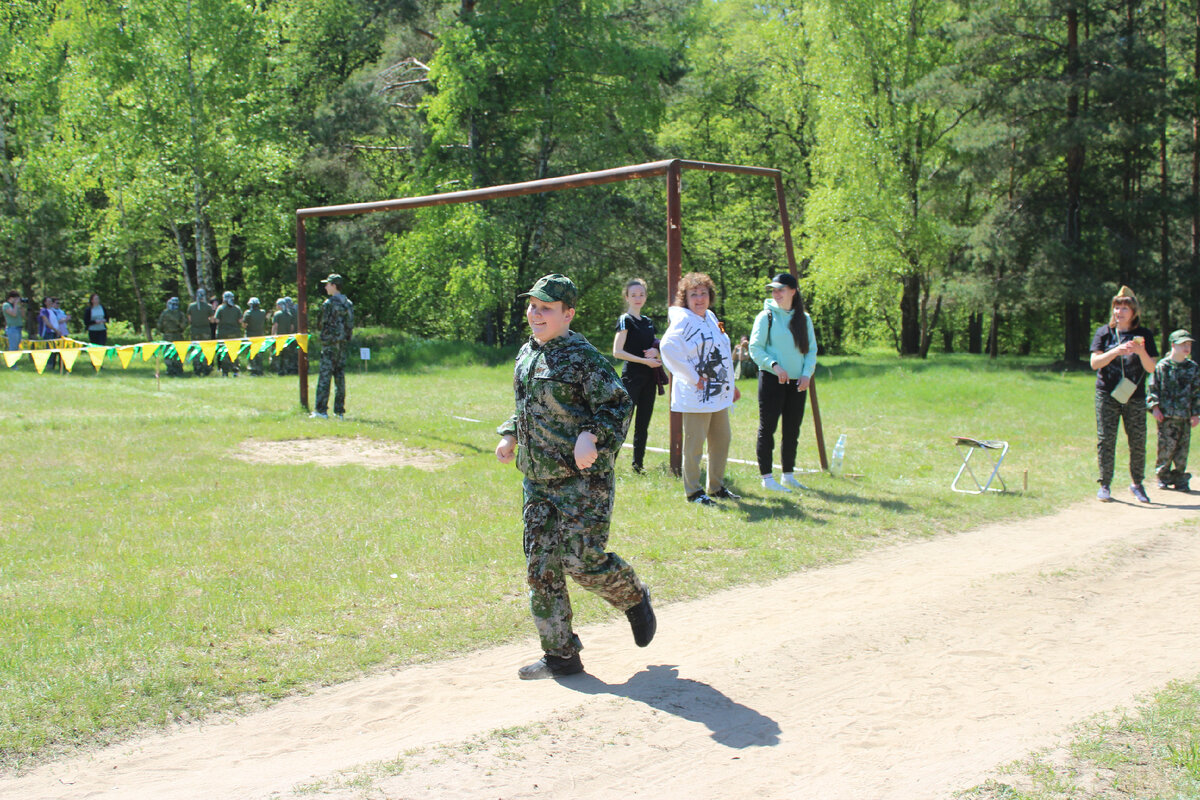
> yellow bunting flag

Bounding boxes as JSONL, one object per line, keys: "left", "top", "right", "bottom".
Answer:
{"left": 60, "top": 348, "right": 80, "bottom": 372}
{"left": 3, "top": 351, "right": 21, "bottom": 368}
{"left": 87, "top": 347, "right": 106, "bottom": 371}
{"left": 223, "top": 340, "right": 243, "bottom": 362}
{"left": 200, "top": 341, "right": 218, "bottom": 364}
{"left": 30, "top": 349, "right": 51, "bottom": 374}
{"left": 295, "top": 334, "right": 309, "bottom": 353}
{"left": 248, "top": 336, "right": 268, "bottom": 358}
{"left": 173, "top": 341, "right": 192, "bottom": 361}
{"left": 274, "top": 336, "right": 287, "bottom": 355}
{"left": 117, "top": 347, "right": 136, "bottom": 369}
{"left": 141, "top": 343, "right": 158, "bottom": 361}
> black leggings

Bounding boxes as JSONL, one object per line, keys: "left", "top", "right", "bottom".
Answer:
{"left": 756, "top": 370, "right": 808, "bottom": 475}
{"left": 622, "top": 367, "right": 658, "bottom": 469}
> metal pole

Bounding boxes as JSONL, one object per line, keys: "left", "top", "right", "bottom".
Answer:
{"left": 667, "top": 160, "right": 683, "bottom": 476}
{"left": 774, "top": 174, "right": 827, "bottom": 471}
{"left": 296, "top": 216, "right": 309, "bottom": 410}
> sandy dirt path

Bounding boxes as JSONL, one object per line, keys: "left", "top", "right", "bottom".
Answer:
{"left": 9, "top": 493, "right": 1200, "bottom": 800}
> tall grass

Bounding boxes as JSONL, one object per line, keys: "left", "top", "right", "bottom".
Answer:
{"left": 0, "top": 348, "right": 1118, "bottom": 771}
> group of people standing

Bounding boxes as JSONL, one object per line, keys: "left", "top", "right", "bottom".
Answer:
{"left": 611, "top": 270, "right": 818, "bottom": 506}
{"left": 157, "top": 291, "right": 300, "bottom": 378}
{"left": 3, "top": 292, "right": 109, "bottom": 352}
{"left": 1091, "top": 285, "right": 1200, "bottom": 503}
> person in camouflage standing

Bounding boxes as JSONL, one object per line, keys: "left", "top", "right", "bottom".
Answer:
{"left": 1147, "top": 329, "right": 1200, "bottom": 491}
{"left": 312, "top": 274, "right": 353, "bottom": 419}
{"left": 242, "top": 297, "right": 268, "bottom": 376}
{"left": 272, "top": 297, "right": 298, "bottom": 375}
{"left": 156, "top": 297, "right": 189, "bottom": 377}
{"left": 495, "top": 273, "right": 656, "bottom": 681}
{"left": 186, "top": 289, "right": 213, "bottom": 377}
{"left": 215, "top": 290, "right": 242, "bottom": 376}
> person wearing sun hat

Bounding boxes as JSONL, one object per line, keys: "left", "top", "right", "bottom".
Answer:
{"left": 1146, "top": 328, "right": 1200, "bottom": 491}
{"left": 1089, "top": 285, "right": 1158, "bottom": 502}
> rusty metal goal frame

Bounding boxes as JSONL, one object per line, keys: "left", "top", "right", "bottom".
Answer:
{"left": 295, "top": 158, "right": 827, "bottom": 473}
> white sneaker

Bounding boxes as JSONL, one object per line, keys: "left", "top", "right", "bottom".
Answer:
{"left": 781, "top": 473, "right": 806, "bottom": 491}
{"left": 761, "top": 475, "right": 790, "bottom": 493}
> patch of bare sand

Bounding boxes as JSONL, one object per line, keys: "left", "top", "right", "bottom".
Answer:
{"left": 8, "top": 494, "right": 1200, "bottom": 800}
{"left": 229, "top": 437, "right": 457, "bottom": 470}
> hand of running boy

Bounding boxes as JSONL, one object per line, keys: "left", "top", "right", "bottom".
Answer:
{"left": 574, "top": 431, "right": 598, "bottom": 469}
{"left": 495, "top": 435, "right": 517, "bottom": 464}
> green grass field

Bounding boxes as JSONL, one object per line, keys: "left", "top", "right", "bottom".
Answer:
{"left": 0, "top": 345, "right": 1160, "bottom": 776}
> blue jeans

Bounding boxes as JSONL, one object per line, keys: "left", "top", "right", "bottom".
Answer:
{"left": 5, "top": 326, "right": 20, "bottom": 351}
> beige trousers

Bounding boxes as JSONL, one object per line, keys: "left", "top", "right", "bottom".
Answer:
{"left": 681, "top": 408, "right": 731, "bottom": 497}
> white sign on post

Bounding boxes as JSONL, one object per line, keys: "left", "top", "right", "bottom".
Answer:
{"left": 360, "top": 348, "right": 371, "bottom": 360}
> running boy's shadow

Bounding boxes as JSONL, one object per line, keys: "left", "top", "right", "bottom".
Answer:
{"left": 562, "top": 664, "right": 780, "bottom": 748}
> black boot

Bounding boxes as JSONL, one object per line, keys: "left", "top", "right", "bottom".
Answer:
{"left": 626, "top": 590, "right": 656, "bottom": 648}
{"left": 518, "top": 652, "right": 584, "bottom": 680}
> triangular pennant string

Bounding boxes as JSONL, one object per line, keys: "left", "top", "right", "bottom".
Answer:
{"left": 60, "top": 348, "right": 80, "bottom": 372}
{"left": 30, "top": 350, "right": 51, "bottom": 374}
{"left": 117, "top": 347, "right": 136, "bottom": 369}
{"left": 3, "top": 351, "right": 21, "bottom": 367}
{"left": 87, "top": 347, "right": 106, "bottom": 371}
{"left": 294, "top": 334, "right": 309, "bottom": 353}
{"left": 200, "top": 341, "right": 218, "bottom": 364}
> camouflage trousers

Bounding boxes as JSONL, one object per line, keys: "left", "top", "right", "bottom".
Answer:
{"left": 1095, "top": 389, "right": 1147, "bottom": 486}
{"left": 1154, "top": 417, "right": 1192, "bottom": 486}
{"left": 188, "top": 336, "right": 212, "bottom": 376}
{"left": 315, "top": 343, "right": 346, "bottom": 415}
{"left": 164, "top": 352, "right": 185, "bottom": 377}
{"left": 522, "top": 472, "right": 647, "bottom": 658}
{"left": 274, "top": 343, "right": 297, "bottom": 375}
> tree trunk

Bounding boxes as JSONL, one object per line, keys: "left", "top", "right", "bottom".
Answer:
{"left": 1192, "top": 0, "right": 1200, "bottom": 332}
{"left": 1063, "top": 2, "right": 1085, "bottom": 362}
{"left": 968, "top": 312, "right": 983, "bottom": 353}
{"left": 1159, "top": 0, "right": 1171, "bottom": 352}
{"left": 1064, "top": 301, "right": 1084, "bottom": 361}
{"left": 988, "top": 303, "right": 1001, "bottom": 359}
{"left": 918, "top": 293, "right": 942, "bottom": 358}
{"left": 899, "top": 272, "right": 921, "bottom": 355}
{"left": 169, "top": 219, "right": 197, "bottom": 299}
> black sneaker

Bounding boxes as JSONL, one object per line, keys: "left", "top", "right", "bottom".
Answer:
{"left": 711, "top": 487, "right": 741, "bottom": 500}
{"left": 1130, "top": 484, "right": 1151, "bottom": 504}
{"left": 518, "top": 652, "right": 584, "bottom": 680}
{"left": 1175, "top": 480, "right": 1191, "bottom": 492}
{"left": 626, "top": 590, "right": 656, "bottom": 648}
{"left": 687, "top": 491, "right": 717, "bottom": 506}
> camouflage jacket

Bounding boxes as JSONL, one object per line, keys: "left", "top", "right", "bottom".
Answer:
{"left": 273, "top": 309, "right": 296, "bottom": 335}
{"left": 497, "top": 330, "right": 632, "bottom": 482}
{"left": 187, "top": 302, "right": 211, "bottom": 337}
{"left": 1146, "top": 356, "right": 1200, "bottom": 418}
{"left": 242, "top": 308, "right": 268, "bottom": 337}
{"left": 156, "top": 308, "right": 188, "bottom": 340}
{"left": 214, "top": 303, "right": 242, "bottom": 337}
{"left": 320, "top": 294, "right": 354, "bottom": 345}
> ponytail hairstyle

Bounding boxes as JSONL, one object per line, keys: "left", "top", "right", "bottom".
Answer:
{"left": 788, "top": 290, "right": 810, "bottom": 354}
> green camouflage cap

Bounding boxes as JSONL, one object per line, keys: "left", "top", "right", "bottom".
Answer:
{"left": 519, "top": 273, "right": 577, "bottom": 308}
{"left": 1170, "top": 329, "right": 1195, "bottom": 345}
{"left": 320, "top": 273, "right": 344, "bottom": 288}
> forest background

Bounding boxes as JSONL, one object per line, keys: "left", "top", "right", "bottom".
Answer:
{"left": 2, "top": 0, "right": 1198, "bottom": 360}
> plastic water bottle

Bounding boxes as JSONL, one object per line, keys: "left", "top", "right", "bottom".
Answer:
{"left": 830, "top": 434, "right": 846, "bottom": 476}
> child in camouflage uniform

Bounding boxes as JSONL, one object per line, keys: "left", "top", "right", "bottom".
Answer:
{"left": 495, "top": 273, "right": 656, "bottom": 680}
{"left": 1147, "top": 329, "right": 1200, "bottom": 491}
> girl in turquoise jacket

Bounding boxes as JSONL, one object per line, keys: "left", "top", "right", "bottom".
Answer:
{"left": 749, "top": 272, "right": 817, "bottom": 493}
